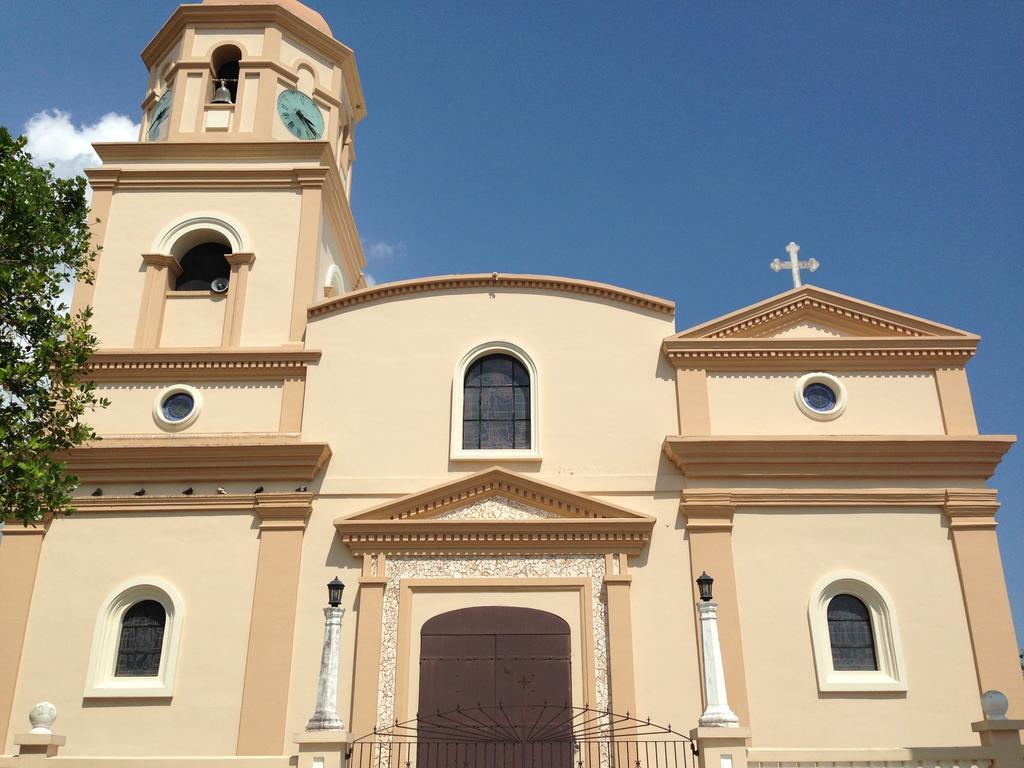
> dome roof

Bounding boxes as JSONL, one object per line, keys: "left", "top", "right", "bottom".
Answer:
{"left": 200, "top": 0, "right": 332, "bottom": 37}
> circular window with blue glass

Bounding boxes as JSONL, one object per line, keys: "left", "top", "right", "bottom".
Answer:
{"left": 153, "top": 384, "right": 203, "bottom": 431}
{"left": 794, "top": 373, "right": 846, "bottom": 421}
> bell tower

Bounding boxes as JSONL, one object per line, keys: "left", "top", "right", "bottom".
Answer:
{"left": 74, "top": 0, "right": 368, "bottom": 353}
{"left": 68, "top": 0, "right": 367, "bottom": 474}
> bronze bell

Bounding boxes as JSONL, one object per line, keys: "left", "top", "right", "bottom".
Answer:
{"left": 212, "top": 79, "right": 232, "bottom": 104}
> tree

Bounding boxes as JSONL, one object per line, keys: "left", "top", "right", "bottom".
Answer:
{"left": 0, "top": 127, "right": 107, "bottom": 526}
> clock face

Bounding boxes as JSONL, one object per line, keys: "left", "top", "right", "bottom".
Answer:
{"left": 277, "top": 90, "right": 324, "bottom": 140}
{"left": 147, "top": 90, "right": 173, "bottom": 141}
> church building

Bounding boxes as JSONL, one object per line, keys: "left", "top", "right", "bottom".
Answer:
{"left": 2, "top": 1, "right": 1022, "bottom": 766}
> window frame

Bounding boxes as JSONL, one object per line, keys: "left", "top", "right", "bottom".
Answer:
{"left": 85, "top": 580, "right": 183, "bottom": 699}
{"left": 450, "top": 341, "right": 541, "bottom": 461}
{"left": 808, "top": 572, "right": 906, "bottom": 692}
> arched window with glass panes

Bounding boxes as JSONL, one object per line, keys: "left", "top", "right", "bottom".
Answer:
{"left": 826, "top": 594, "right": 877, "bottom": 671}
{"left": 462, "top": 354, "right": 531, "bottom": 450}
{"left": 115, "top": 600, "right": 167, "bottom": 677}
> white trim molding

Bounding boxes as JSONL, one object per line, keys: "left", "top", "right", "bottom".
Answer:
{"left": 152, "top": 383, "right": 203, "bottom": 432}
{"left": 154, "top": 214, "right": 246, "bottom": 256}
{"left": 794, "top": 371, "right": 847, "bottom": 421}
{"left": 808, "top": 571, "right": 906, "bottom": 693}
{"left": 84, "top": 578, "right": 184, "bottom": 698}
{"left": 450, "top": 340, "right": 541, "bottom": 462}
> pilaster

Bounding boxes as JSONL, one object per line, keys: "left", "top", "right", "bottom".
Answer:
{"left": 0, "top": 520, "right": 50, "bottom": 752}
{"left": 289, "top": 171, "right": 327, "bottom": 342}
{"left": 134, "top": 254, "right": 181, "bottom": 347}
{"left": 603, "top": 553, "right": 638, "bottom": 717}
{"left": 680, "top": 497, "right": 750, "bottom": 727}
{"left": 349, "top": 555, "right": 387, "bottom": 739}
{"left": 222, "top": 252, "right": 256, "bottom": 347}
{"left": 944, "top": 491, "right": 1024, "bottom": 717}
{"left": 236, "top": 495, "right": 312, "bottom": 755}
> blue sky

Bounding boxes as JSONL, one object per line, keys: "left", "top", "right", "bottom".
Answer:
{"left": 2, "top": 2, "right": 1022, "bottom": 642}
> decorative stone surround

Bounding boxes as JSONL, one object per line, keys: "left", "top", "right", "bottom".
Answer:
{"left": 377, "top": 554, "right": 609, "bottom": 731}
{"left": 433, "top": 496, "right": 561, "bottom": 520}
{"left": 308, "top": 273, "right": 675, "bottom": 319}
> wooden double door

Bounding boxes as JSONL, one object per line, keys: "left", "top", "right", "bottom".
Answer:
{"left": 417, "top": 606, "right": 573, "bottom": 764}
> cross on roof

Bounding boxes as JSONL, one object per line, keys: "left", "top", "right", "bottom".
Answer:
{"left": 770, "top": 241, "right": 820, "bottom": 288}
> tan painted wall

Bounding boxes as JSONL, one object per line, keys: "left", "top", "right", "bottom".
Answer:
{"left": 90, "top": 190, "right": 303, "bottom": 349}
{"left": 303, "top": 290, "right": 679, "bottom": 482}
{"left": 161, "top": 294, "right": 228, "bottom": 347}
{"left": 88, "top": 381, "right": 283, "bottom": 435}
{"left": 732, "top": 509, "right": 980, "bottom": 746}
{"left": 7, "top": 513, "right": 260, "bottom": 757}
{"left": 280, "top": 35, "right": 335, "bottom": 91}
{"left": 707, "top": 371, "right": 945, "bottom": 435}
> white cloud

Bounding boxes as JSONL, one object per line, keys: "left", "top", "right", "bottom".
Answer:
{"left": 364, "top": 273, "right": 378, "bottom": 287}
{"left": 365, "top": 240, "right": 404, "bottom": 260}
{"left": 24, "top": 110, "right": 139, "bottom": 181}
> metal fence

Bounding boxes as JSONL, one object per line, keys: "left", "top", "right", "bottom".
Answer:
{"left": 346, "top": 706, "right": 696, "bottom": 768}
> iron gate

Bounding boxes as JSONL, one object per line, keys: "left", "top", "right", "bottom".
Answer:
{"left": 346, "top": 705, "right": 697, "bottom": 768}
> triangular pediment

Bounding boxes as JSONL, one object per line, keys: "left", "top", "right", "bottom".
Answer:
{"left": 671, "top": 285, "right": 975, "bottom": 340}
{"left": 334, "top": 468, "right": 655, "bottom": 555}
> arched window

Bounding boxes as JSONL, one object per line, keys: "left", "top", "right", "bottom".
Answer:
{"left": 809, "top": 573, "right": 905, "bottom": 692}
{"left": 85, "top": 581, "right": 183, "bottom": 698}
{"left": 211, "top": 45, "right": 241, "bottom": 103}
{"left": 450, "top": 342, "right": 540, "bottom": 460}
{"left": 115, "top": 600, "right": 167, "bottom": 677}
{"left": 463, "top": 354, "right": 531, "bottom": 450}
{"left": 174, "top": 242, "right": 230, "bottom": 291}
{"left": 826, "top": 594, "right": 877, "bottom": 671}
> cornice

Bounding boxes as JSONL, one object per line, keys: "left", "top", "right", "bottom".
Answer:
{"left": 0, "top": 516, "right": 53, "bottom": 536}
{"left": 69, "top": 491, "right": 311, "bottom": 518}
{"left": 140, "top": 5, "right": 367, "bottom": 121}
{"left": 141, "top": 253, "right": 182, "bottom": 275}
{"left": 335, "top": 518, "right": 654, "bottom": 556}
{"left": 309, "top": 273, "right": 675, "bottom": 319}
{"left": 85, "top": 348, "right": 320, "bottom": 382}
{"left": 675, "top": 285, "right": 974, "bottom": 340}
{"left": 59, "top": 436, "right": 331, "bottom": 482}
{"left": 681, "top": 488, "right": 955, "bottom": 508}
{"left": 942, "top": 488, "right": 1001, "bottom": 530}
{"left": 661, "top": 336, "right": 978, "bottom": 371}
{"left": 92, "top": 140, "right": 334, "bottom": 165}
{"left": 345, "top": 466, "right": 655, "bottom": 522}
{"left": 662, "top": 435, "right": 1015, "bottom": 480}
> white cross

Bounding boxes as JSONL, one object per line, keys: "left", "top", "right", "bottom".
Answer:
{"left": 770, "top": 241, "right": 819, "bottom": 288}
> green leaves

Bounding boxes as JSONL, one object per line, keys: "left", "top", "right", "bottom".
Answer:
{"left": 0, "top": 126, "right": 105, "bottom": 526}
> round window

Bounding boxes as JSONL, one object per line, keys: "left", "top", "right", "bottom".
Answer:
{"left": 794, "top": 372, "right": 847, "bottom": 421}
{"left": 161, "top": 392, "right": 195, "bottom": 422}
{"left": 802, "top": 382, "right": 837, "bottom": 412}
{"left": 153, "top": 385, "right": 203, "bottom": 431}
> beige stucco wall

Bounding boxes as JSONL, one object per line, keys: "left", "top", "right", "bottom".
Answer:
{"left": 303, "top": 289, "right": 679, "bottom": 486}
{"left": 88, "top": 381, "right": 283, "bottom": 435}
{"left": 732, "top": 508, "right": 980, "bottom": 746}
{"left": 7, "top": 512, "right": 260, "bottom": 757}
{"left": 707, "top": 370, "right": 945, "bottom": 435}
{"left": 90, "top": 190, "right": 303, "bottom": 349}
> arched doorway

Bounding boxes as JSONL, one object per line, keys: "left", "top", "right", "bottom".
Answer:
{"left": 417, "top": 606, "right": 572, "bottom": 742}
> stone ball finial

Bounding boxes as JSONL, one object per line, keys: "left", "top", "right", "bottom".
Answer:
{"left": 981, "top": 690, "right": 1009, "bottom": 720}
{"left": 28, "top": 701, "right": 57, "bottom": 734}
